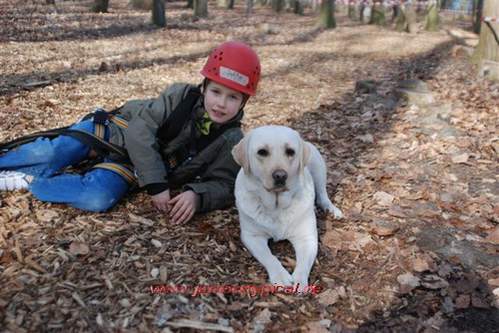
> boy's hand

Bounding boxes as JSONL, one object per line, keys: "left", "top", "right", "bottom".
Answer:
{"left": 151, "top": 189, "right": 170, "bottom": 212}
{"left": 168, "top": 190, "right": 199, "bottom": 225}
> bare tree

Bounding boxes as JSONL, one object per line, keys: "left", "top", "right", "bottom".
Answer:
{"left": 92, "top": 0, "right": 109, "bottom": 13}
{"left": 217, "top": 0, "right": 234, "bottom": 9}
{"left": 246, "top": 0, "right": 254, "bottom": 15}
{"left": 472, "top": 0, "right": 499, "bottom": 81}
{"left": 395, "top": 2, "right": 417, "bottom": 34}
{"left": 319, "top": 0, "right": 336, "bottom": 28}
{"left": 194, "top": 0, "right": 208, "bottom": 17}
{"left": 425, "top": 0, "right": 440, "bottom": 31}
{"left": 152, "top": 0, "right": 166, "bottom": 27}
{"left": 292, "top": 0, "right": 304, "bottom": 14}
{"left": 272, "top": 0, "right": 285, "bottom": 13}
{"left": 370, "top": 2, "right": 386, "bottom": 25}
{"left": 348, "top": 1, "right": 359, "bottom": 20}
{"left": 473, "top": 0, "right": 484, "bottom": 34}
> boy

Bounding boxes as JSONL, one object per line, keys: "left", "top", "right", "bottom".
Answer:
{"left": 0, "top": 41, "right": 260, "bottom": 225}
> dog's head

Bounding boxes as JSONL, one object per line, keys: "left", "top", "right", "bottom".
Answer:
{"left": 232, "top": 125, "right": 310, "bottom": 193}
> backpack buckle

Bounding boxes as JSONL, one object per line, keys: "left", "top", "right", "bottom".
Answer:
{"left": 93, "top": 108, "right": 110, "bottom": 126}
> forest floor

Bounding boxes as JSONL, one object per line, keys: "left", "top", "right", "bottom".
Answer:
{"left": 0, "top": 0, "right": 498, "bottom": 332}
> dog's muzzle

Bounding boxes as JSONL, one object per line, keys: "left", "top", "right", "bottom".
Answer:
{"left": 272, "top": 169, "right": 288, "bottom": 188}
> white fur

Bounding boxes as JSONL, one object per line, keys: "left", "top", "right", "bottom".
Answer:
{"left": 232, "top": 125, "right": 342, "bottom": 290}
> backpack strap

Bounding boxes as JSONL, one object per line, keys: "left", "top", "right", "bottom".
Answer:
{"left": 156, "top": 86, "right": 202, "bottom": 144}
{"left": 0, "top": 127, "right": 69, "bottom": 153}
{"left": 0, "top": 87, "right": 203, "bottom": 162}
{"left": 0, "top": 116, "right": 128, "bottom": 160}
{"left": 92, "top": 162, "right": 137, "bottom": 186}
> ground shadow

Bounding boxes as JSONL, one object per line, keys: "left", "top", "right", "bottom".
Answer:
{"left": 264, "top": 36, "right": 499, "bottom": 330}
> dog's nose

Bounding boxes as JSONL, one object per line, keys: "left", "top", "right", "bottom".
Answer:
{"left": 272, "top": 169, "right": 287, "bottom": 186}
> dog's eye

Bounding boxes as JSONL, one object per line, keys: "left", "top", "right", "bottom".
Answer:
{"left": 257, "top": 149, "right": 269, "bottom": 157}
{"left": 285, "top": 148, "right": 295, "bottom": 157}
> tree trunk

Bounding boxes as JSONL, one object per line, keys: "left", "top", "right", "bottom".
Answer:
{"left": 425, "top": 1, "right": 440, "bottom": 31}
{"left": 361, "top": 4, "right": 372, "bottom": 24}
{"left": 293, "top": 0, "right": 304, "bottom": 15}
{"left": 217, "top": 0, "right": 234, "bottom": 9}
{"left": 370, "top": 3, "right": 385, "bottom": 25}
{"left": 348, "top": 3, "right": 358, "bottom": 20}
{"left": 472, "top": 0, "right": 499, "bottom": 80}
{"left": 473, "top": 0, "right": 484, "bottom": 34}
{"left": 405, "top": 4, "right": 417, "bottom": 33}
{"left": 92, "top": 0, "right": 109, "bottom": 13}
{"left": 152, "top": 0, "right": 166, "bottom": 27}
{"left": 246, "top": 0, "right": 253, "bottom": 15}
{"left": 395, "top": 5, "right": 406, "bottom": 31}
{"left": 319, "top": 0, "right": 336, "bottom": 29}
{"left": 396, "top": 4, "right": 417, "bottom": 33}
{"left": 272, "top": 0, "right": 285, "bottom": 12}
{"left": 194, "top": 0, "right": 208, "bottom": 17}
{"left": 392, "top": 4, "right": 400, "bottom": 23}
{"left": 311, "top": 0, "right": 320, "bottom": 13}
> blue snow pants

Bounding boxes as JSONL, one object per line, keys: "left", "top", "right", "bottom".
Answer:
{"left": 0, "top": 120, "right": 130, "bottom": 212}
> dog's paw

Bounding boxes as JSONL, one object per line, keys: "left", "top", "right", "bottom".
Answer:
{"left": 291, "top": 273, "right": 312, "bottom": 295}
{"left": 291, "top": 272, "right": 309, "bottom": 291}
{"left": 269, "top": 268, "right": 293, "bottom": 286}
{"left": 319, "top": 200, "right": 343, "bottom": 219}
{"left": 318, "top": 199, "right": 343, "bottom": 219}
{"left": 331, "top": 206, "right": 343, "bottom": 219}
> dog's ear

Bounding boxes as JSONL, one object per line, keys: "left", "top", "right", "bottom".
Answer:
{"left": 299, "top": 140, "right": 311, "bottom": 174}
{"left": 232, "top": 135, "right": 251, "bottom": 175}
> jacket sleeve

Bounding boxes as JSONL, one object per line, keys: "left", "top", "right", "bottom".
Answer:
{"left": 183, "top": 129, "right": 243, "bottom": 213}
{"left": 121, "top": 84, "right": 190, "bottom": 188}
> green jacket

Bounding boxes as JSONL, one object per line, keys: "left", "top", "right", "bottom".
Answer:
{"left": 107, "top": 83, "right": 243, "bottom": 213}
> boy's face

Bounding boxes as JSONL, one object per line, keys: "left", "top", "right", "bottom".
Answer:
{"left": 204, "top": 81, "right": 244, "bottom": 124}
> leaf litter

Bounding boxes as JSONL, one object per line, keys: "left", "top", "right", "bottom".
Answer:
{"left": 0, "top": 1, "right": 498, "bottom": 331}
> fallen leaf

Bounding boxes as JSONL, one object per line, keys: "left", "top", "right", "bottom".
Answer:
{"left": 373, "top": 191, "right": 395, "bottom": 206}
{"left": 455, "top": 294, "right": 470, "bottom": 309}
{"left": 36, "top": 209, "right": 59, "bottom": 223}
{"left": 318, "top": 289, "right": 340, "bottom": 306}
{"left": 370, "top": 221, "right": 399, "bottom": 236}
{"left": 119, "top": 298, "right": 131, "bottom": 307}
{"left": 484, "top": 227, "right": 499, "bottom": 244}
{"left": 128, "top": 213, "right": 155, "bottom": 226}
{"left": 471, "top": 294, "right": 489, "bottom": 309}
{"left": 251, "top": 308, "right": 272, "bottom": 333}
{"left": 488, "top": 278, "right": 499, "bottom": 287}
{"left": 412, "top": 257, "right": 430, "bottom": 272}
{"left": 451, "top": 153, "right": 469, "bottom": 164}
{"left": 303, "top": 321, "right": 330, "bottom": 333}
{"left": 323, "top": 229, "right": 374, "bottom": 251}
{"left": 357, "top": 134, "right": 374, "bottom": 143}
{"left": 151, "top": 267, "right": 159, "bottom": 279}
{"left": 421, "top": 274, "right": 449, "bottom": 290}
{"left": 151, "top": 239, "right": 162, "bottom": 248}
{"left": 397, "top": 272, "right": 420, "bottom": 293}
{"left": 69, "top": 241, "right": 89, "bottom": 255}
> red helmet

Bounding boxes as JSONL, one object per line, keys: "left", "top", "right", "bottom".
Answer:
{"left": 201, "top": 41, "right": 261, "bottom": 96}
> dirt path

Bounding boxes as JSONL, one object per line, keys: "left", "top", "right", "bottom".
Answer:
{"left": 0, "top": 1, "right": 498, "bottom": 332}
